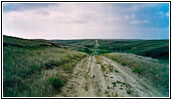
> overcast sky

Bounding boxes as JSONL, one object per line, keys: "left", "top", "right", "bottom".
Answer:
{"left": 3, "top": 3, "right": 169, "bottom": 39}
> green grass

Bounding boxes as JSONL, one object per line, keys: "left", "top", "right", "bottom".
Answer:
{"left": 48, "top": 77, "right": 63, "bottom": 90}
{"left": 63, "top": 63, "right": 75, "bottom": 73}
{"left": 133, "top": 67, "right": 145, "bottom": 74}
{"left": 126, "top": 89, "right": 133, "bottom": 94}
{"left": 3, "top": 35, "right": 87, "bottom": 97}
{"left": 100, "top": 64, "right": 106, "bottom": 72}
{"left": 104, "top": 53, "right": 169, "bottom": 96}
{"left": 121, "top": 62, "right": 126, "bottom": 66}
{"left": 4, "top": 35, "right": 60, "bottom": 48}
{"left": 116, "top": 80, "right": 122, "bottom": 84}
{"left": 52, "top": 39, "right": 95, "bottom": 55}
{"left": 98, "top": 39, "right": 169, "bottom": 60}
{"left": 112, "top": 82, "right": 116, "bottom": 87}
{"left": 108, "top": 64, "right": 113, "bottom": 72}
{"left": 115, "top": 69, "right": 119, "bottom": 73}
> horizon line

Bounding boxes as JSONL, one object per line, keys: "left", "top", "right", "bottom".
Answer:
{"left": 3, "top": 35, "right": 169, "bottom": 40}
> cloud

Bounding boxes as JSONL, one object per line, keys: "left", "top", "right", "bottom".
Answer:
{"left": 2, "top": 3, "right": 169, "bottom": 39}
{"left": 157, "top": 11, "right": 169, "bottom": 18}
{"left": 130, "top": 20, "right": 150, "bottom": 24}
{"left": 124, "top": 14, "right": 136, "bottom": 19}
{"left": 3, "top": 3, "right": 56, "bottom": 12}
{"left": 130, "top": 20, "right": 140, "bottom": 24}
{"left": 3, "top": 3, "right": 124, "bottom": 39}
{"left": 166, "top": 12, "right": 169, "bottom": 17}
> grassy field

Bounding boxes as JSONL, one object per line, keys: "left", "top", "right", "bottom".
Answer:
{"left": 104, "top": 53, "right": 169, "bottom": 96}
{"left": 53, "top": 39, "right": 169, "bottom": 60}
{"left": 3, "top": 35, "right": 169, "bottom": 97}
{"left": 3, "top": 35, "right": 87, "bottom": 97}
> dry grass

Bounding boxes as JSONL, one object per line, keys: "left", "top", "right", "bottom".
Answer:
{"left": 3, "top": 42, "right": 87, "bottom": 97}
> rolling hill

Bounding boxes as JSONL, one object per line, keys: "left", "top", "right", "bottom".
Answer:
{"left": 3, "top": 35, "right": 87, "bottom": 97}
{"left": 52, "top": 39, "right": 169, "bottom": 61}
{"left": 3, "top": 35, "right": 169, "bottom": 97}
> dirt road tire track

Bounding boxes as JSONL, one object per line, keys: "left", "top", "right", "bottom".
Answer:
{"left": 56, "top": 56, "right": 163, "bottom": 97}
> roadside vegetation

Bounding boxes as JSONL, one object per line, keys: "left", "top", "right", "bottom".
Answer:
{"left": 104, "top": 53, "right": 169, "bottom": 96}
{"left": 3, "top": 35, "right": 87, "bottom": 97}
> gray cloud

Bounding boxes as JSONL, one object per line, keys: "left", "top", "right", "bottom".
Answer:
{"left": 3, "top": 3, "right": 169, "bottom": 39}
{"left": 3, "top": 3, "right": 57, "bottom": 12}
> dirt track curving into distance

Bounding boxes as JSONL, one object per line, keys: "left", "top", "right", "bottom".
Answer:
{"left": 55, "top": 40, "right": 163, "bottom": 97}
{"left": 56, "top": 55, "right": 163, "bottom": 97}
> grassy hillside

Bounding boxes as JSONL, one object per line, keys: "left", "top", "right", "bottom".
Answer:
{"left": 53, "top": 39, "right": 169, "bottom": 60}
{"left": 4, "top": 35, "right": 62, "bottom": 48}
{"left": 98, "top": 39, "right": 169, "bottom": 60}
{"left": 104, "top": 53, "right": 169, "bottom": 96}
{"left": 3, "top": 36, "right": 169, "bottom": 97}
{"left": 3, "top": 35, "right": 87, "bottom": 97}
{"left": 52, "top": 39, "right": 95, "bottom": 55}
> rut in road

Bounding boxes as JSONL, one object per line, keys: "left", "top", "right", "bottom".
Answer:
{"left": 56, "top": 56, "right": 163, "bottom": 97}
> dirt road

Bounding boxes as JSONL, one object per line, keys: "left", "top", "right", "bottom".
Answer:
{"left": 56, "top": 55, "right": 163, "bottom": 97}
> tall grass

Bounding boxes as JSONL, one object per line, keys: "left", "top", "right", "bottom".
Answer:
{"left": 3, "top": 36, "right": 87, "bottom": 97}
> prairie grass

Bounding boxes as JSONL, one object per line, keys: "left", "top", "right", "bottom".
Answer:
{"left": 3, "top": 36, "right": 87, "bottom": 97}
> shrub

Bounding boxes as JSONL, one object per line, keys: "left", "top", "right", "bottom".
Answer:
{"left": 115, "top": 69, "right": 119, "bottom": 73}
{"left": 116, "top": 80, "right": 122, "bottom": 84}
{"left": 112, "top": 82, "right": 116, "bottom": 87}
{"left": 126, "top": 89, "right": 133, "bottom": 94}
{"left": 48, "top": 77, "right": 63, "bottom": 90}
{"left": 121, "top": 62, "right": 126, "bottom": 66}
